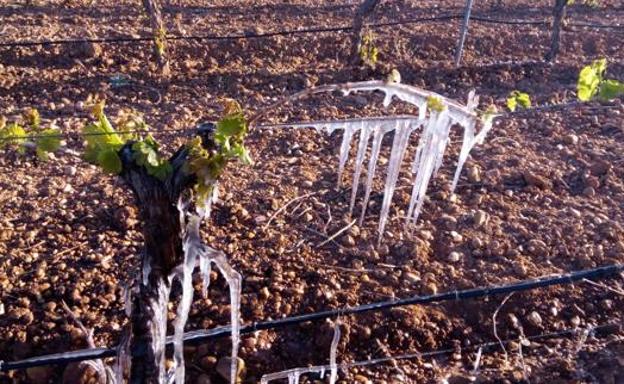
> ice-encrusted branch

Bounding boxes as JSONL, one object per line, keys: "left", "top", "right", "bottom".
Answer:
{"left": 254, "top": 80, "right": 495, "bottom": 240}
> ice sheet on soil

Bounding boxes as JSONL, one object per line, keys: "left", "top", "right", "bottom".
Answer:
{"left": 263, "top": 81, "right": 494, "bottom": 239}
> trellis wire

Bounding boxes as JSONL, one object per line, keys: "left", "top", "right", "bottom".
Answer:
{"left": 1, "top": 263, "right": 622, "bottom": 372}
{"left": 0, "top": 13, "right": 621, "bottom": 49}
{"left": 1, "top": 100, "right": 620, "bottom": 145}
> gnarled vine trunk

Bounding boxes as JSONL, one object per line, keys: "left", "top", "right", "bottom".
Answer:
{"left": 118, "top": 141, "right": 201, "bottom": 383}
{"left": 141, "top": 0, "right": 170, "bottom": 76}
{"left": 545, "top": 0, "right": 568, "bottom": 62}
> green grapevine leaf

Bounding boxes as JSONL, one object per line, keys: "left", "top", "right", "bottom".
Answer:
{"left": 427, "top": 96, "right": 446, "bottom": 113}
{"left": 25, "top": 108, "right": 41, "bottom": 129}
{"left": 598, "top": 79, "right": 624, "bottom": 101}
{"left": 577, "top": 59, "right": 606, "bottom": 101}
{"left": 36, "top": 129, "right": 61, "bottom": 153}
{"left": 97, "top": 149, "right": 123, "bottom": 174}
{"left": 1, "top": 123, "right": 26, "bottom": 148}
{"left": 131, "top": 137, "right": 171, "bottom": 181}
{"left": 507, "top": 91, "right": 531, "bottom": 112}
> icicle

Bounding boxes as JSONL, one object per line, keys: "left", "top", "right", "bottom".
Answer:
{"left": 329, "top": 323, "right": 341, "bottom": 384}
{"left": 406, "top": 109, "right": 452, "bottom": 223}
{"left": 359, "top": 125, "right": 388, "bottom": 225}
{"left": 207, "top": 248, "right": 242, "bottom": 384}
{"left": 149, "top": 275, "right": 173, "bottom": 384}
{"left": 259, "top": 81, "right": 494, "bottom": 238}
{"left": 377, "top": 121, "right": 412, "bottom": 239}
{"left": 181, "top": 215, "right": 242, "bottom": 384}
{"left": 348, "top": 121, "right": 372, "bottom": 216}
{"left": 337, "top": 124, "right": 357, "bottom": 186}
{"left": 198, "top": 253, "right": 211, "bottom": 299}
{"left": 142, "top": 254, "right": 151, "bottom": 287}
{"left": 170, "top": 221, "right": 198, "bottom": 384}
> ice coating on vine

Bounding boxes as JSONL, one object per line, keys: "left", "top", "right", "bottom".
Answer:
{"left": 260, "top": 323, "right": 342, "bottom": 384}
{"left": 149, "top": 277, "right": 173, "bottom": 383}
{"left": 377, "top": 120, "right": 413, "bottom": 238}
{"left": 261, "top": 80, "right": 492, "bottom": 239}
{"left": 406, "top": 110, "right": 451, "bottom": 223}
{"left": 329, "top": 323, "right": 341, "bottom": 384}
{"left": 166, "top": 214, "right": 242, "bottom": 384}
{"left": 349, "top": 122, "right": 371, "bottom": 214}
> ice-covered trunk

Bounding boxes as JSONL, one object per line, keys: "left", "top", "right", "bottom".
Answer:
{"left": 170, "top": 214, "right": 242, "bottom": 384}
{"left": 121, "top": 163, "right": 183, "bottom": 384}
{"left": 117, "top": 140, "right": 242, "bottom": 384}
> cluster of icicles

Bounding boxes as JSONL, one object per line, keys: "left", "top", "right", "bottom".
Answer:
{"left": 264, "top": 80, "right": 495, "bottom": 239}
{"left": 102, "top": 80, "right": 493, "bottom": 384}
{"left": 111, "top": 191, "right": 242, "bottom": 384}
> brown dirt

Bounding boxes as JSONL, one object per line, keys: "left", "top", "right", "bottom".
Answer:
{"left": 1, "top": 0, "right": 623, "bottom": 383}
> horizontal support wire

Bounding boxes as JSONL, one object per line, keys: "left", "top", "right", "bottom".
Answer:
{"left": 1, "top": 263, "right": 622, "bottom": 372}
{"left": 0, "top": 13, "right": 621, "bottom": 48}
{"left": 0, "top": 100, "right": 619, "bottom": 145}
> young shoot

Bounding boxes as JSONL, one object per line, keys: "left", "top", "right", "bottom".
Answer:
{"left": 0, "top": 108, "right": 61, "bottom": 160}
{"left": 358, "top": 29, "right": 379, "bottom": 69}
{"left": 577, "top": 58, "right": 624, "bottom": 101}
{"left": 506, "top": 91, "right": 531, "bottom": 112}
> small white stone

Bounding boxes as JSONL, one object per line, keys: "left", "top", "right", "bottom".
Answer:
{"left": 448, "top": 251, "right": 462, "bottom": 262}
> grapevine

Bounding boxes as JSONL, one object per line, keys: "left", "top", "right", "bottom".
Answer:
{"left": 0, "top": 108, "right": 61, "bottom": 160}
{"left": 577, "top": 58, "right": 624, "bottom": 101}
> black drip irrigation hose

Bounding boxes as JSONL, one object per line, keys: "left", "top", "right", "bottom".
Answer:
{"left": 1, "top": 263, "right": 622, "bottom": 372}
{"left": 0, "top": 14, "right": 621, "bottom": 49}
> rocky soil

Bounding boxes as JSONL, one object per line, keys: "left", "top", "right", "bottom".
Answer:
{"left": 1, "top": 0, "right": 623, "bottom": 383}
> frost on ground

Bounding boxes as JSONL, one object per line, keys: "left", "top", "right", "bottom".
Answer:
{"left": 261, "top": 80, "right": 495, "bottom": 239}
{"left": 260, "top": 322, "right": 341, "bottom": 384}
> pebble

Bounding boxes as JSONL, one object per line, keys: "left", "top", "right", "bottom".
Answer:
{"left": 195, "top": 374, "right": 212, "bottom": 384}
{"left": 403, "top": 272, "right": 421, "bottom": 285}
{"left": 583, "top": 186, "right": 596, "bottom": 197}
{"left": 523, "top": 170, "right": 551, "bottom": 189}
{"left": 467, "top": 166, "right": 481, "bottom": 183}
{"left": 590, "top": 159, "right": 611, "bottom": 176}
{"left": 341, "top": 235, "right": 356, "bottom": 247}
{"left": 216, "top": 357, "right": 245, "bottom": 383}
{"left": 199, "top": 355, "right": 217, "bottom": 371}
{"left": 448, "top": 251, "right": 462, "bottom": 263}
{"left": 449, "top": 231, "right": 463, "bottom": 243}
{"left": 473, "top": 210, "right": 489, "bottom": 227}
{"left": 527, "top": 311, "right": 543, "bottom": 327}
{"left": 423, "top": 282, "right": 437, "bottom": 295}
{"left": 563, "top": 134, "right": 579, "bottom": 145}
{"left": 64, "top": 166, "right": 77, "bottom": 176}
{"left": 354, "top": 374, "right": 372, "bottom": 384}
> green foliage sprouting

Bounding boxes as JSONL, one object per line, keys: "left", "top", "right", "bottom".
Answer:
{"left": 577, "top": 59, "right": 624, "bottom": 101}
{"left": 82, "top": 101, "right": 171, "bottom": 179}
{"left": 154, "top": 27, "right": 167, "bottom": 58}
{"left": 358, "top": 30, "right": 379, "bottom": 69}
{"left": 506, "top": 91, "right": 531, "bottom": 112}
{"left": 426, "top": 96, "right": 446, "bottom": 113}
{"left": 186, "top": 99, "right": 252, "bottom": 207}
{"left": 0, "top": 108, "right": 61, "bottom": 160}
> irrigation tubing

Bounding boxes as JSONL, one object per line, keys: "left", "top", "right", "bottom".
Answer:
{"left": 0, "top": 13, "right": 621, "bottom": 49}
{"left": 259, "top": 321, "right": 622, "bottom": 378}
{"left": 1, "top": 263, "right": 622, "bottom": 372}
